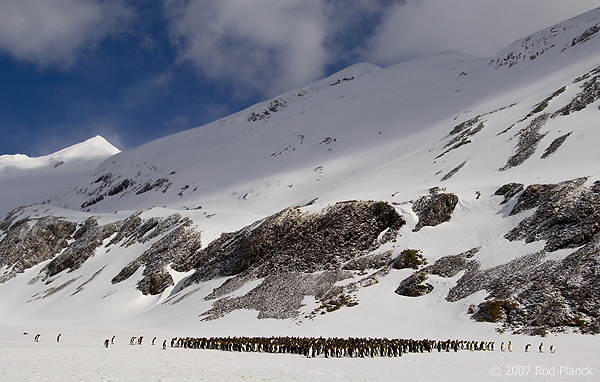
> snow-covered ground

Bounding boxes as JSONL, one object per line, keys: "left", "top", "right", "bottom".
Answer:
{"left": 1, "top": 323, "right": 598, "bottom": 382}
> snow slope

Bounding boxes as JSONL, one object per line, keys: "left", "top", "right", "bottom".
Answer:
{"left": 0, "top": 135, "right": 119, "bottom": 218}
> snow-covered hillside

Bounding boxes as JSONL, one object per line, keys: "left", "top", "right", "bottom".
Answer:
{"left": 0, "top": 136, "right": 119, "bottom": 218}
{"left": 2, "top": 7, "right": 600, "bottom": 347}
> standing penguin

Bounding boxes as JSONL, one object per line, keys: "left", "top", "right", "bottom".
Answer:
{"left": 152, "top": 337, "right": 157, "bottom": 346}
{"left": 525, "top": 344, "right": 531, "bottom": 352}
{"left": 501, "top": 342, "right": 506, "bottom": 352}
{"left": 111, "top": 336, "right": 116, "bottom": 344}
{"left": 34, "top": 334, "right": 40, "bottom": 342}
{"left": 56, "top": 334, "right": 61, "bottom": 343}
{"left": 539, "top": 343, "right": 543, "bottom": 353}
{"left": 104, "top": 339, "right": 110, "bottom": 348}
{"left": 508, "top": 341, "right": 513, "bottom": 352}
{"left": 162, "top": 340, "right": 167, "bottom": 350}
{"left": 549, "top": 344, "right": 555, "bottom": 353}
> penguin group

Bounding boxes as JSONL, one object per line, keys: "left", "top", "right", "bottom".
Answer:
{"left": 102, "top": 334, "right": 557, "bottom": 357}
{"left": 28, "top": 333, "right": 63, "bottom": 343}
{"left": 163, "top": 336, "right": 504, "bottom": 358}
{"left": 129, "top": 336, "right": 144, "bottom": 345}
{"left": 521, "top": 343, "right": 553, "bottom": 353}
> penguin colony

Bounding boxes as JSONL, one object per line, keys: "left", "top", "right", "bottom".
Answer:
{"left": 29, "top": 332, "right": 555, "bottom": 356}
{"left": 163, "top": 336, "right": 500, "bottom": 358}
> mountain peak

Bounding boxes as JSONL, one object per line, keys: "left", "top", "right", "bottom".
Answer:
{"left": 0, "top": 135, "right": 120, "bottom": 218}
{"left": 50, "top": 135, "right": 120, "bottom": 161}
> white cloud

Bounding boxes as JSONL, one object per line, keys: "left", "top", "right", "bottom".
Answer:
{"left": 163, "top": 0, "right": 333, "bottom": 97}
{"left": 363, "top": 0, "right": 600, "bottom": 66}
{"left": 162, "top": 0, "right": 403, "bottom": 98}
{"left": 162, "top": 0, "right": 600, "bottom": 98}
{"left": 0, "top": 0, "right": 133, "bottom": 68}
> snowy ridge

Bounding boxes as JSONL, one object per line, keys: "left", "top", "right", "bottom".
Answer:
{"left": 0, "top": 135, "right": 119, "bottom": 172}
{"left": 2, "top": 7, "right": 600, "bottom": 349}
{"left": 492, "top": 6, "right": 600, "bottom": 69}
{"left": 0, "top": 136, "right": 119, "bottom": 218}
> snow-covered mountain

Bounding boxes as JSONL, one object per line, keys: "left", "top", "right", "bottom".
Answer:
{"left": 0, "top": 136, "right": 119, "bottom": 218}
{"left": 2, "top": 7, "right": 600, "bottom": 338}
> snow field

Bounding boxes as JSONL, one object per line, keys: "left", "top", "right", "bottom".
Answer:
{"left": 1, "top": 326, "right": 598, "bottom": 382}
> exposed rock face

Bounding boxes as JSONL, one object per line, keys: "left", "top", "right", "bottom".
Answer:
{"left": 554, "top": 67, "right": 600, "bottom": 116}
{"left": 449, "top": 244, "right": 600, "bottom": 335}
{"left": 494, "top": 183, "right": 524, "bottom": 204}
{"left": 446, "top": 178, "right": 600, "bottom": 334}
{"left": 395, "top": 272, "right": 433, "bottom": 297}
{"left": 1, "top": 200, "right": 403, "bottom": 313}
{"left": 112, "top": 218, "right": 202, "bottom": 295}
{"left": 183, "top": 201, "right": 404, "bottom": 284}
{"left": 390, "top": 249, "right": 426, "bottom": 270}
{"left": 395, "top": 248, "right": 479, "bottom": 297}
{"left": 0, "top": 217, "right": 77, "bottom": 283}
{"left": 0, "top": 207, "right": 202, "bottom": 297}
{"left": 202, "top": 270, "right": 353, "bottom": 320}
{"left": 426, "top": 249, "right": 480, "bottom": 278}
{"left": 441, "top": 160, "right": 468, "bottom": 182}
{"left": 439, "top": 120, "right": 485, "bottom": 158}
{"left": 412, "top": 190, "right": 459, "bottom": 232}
{"left": 343, "top": 250, "right": 394, "bottom": 271}
{"left": 35, "top": 212, "right": 197, "bottom": 295}
{"left": 42, "top": 218, "right": 120, "bottom": 279}
{"left": 471, "top": 300, "right": 522, "bottom": 324}
{"left": 182, "top": 200, "right": 403, "bottom": 319}
{"left": 499, "top": 113, "right": 549, "bottom": 171}
{"left": 541, "top": 133, "right": 571, "bottom": 159}
{"left": 505, "top": 177, "right": 599, "bottom": 251}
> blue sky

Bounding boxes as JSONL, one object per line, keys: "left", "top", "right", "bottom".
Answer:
{"left": 1, "top": 0, "right": 598, "bottom": 157}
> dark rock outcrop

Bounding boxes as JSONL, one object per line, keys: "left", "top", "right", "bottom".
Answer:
{"left": 391, "top": 249, "right": 426, "bottom": 270}
{"left": 395, "top": 272, "right": 433, "bottom": 297}
{"left": 395, "top": 247, "right": 479, "bottom": 298}
{"left": 183, "top": 200, "right": 404, "bottom": 284}
{"left": 449, "top": 243, "right": 600, "bottom": 334}
{"left": 112, "top": 217, "right": 202, "bottom": 295}
{"left": 182, "top": 201, "right": 403, "bottom": 319}
{"left": 0, "top": 217, "right": 77, "bottom": 283}
{"left": 505, "top": 177, "right": 600, "bottom": 251}
{"left": 412, "top": 190, "right": 459, "bottom": 232}
{"left": 471, "top": 299, "right": 523, "bottom": 324}
{"left": 554, "top": 68, "right": 600, "bottom": 116}
{"left": 446, "top": 178, "right": 600, "bottom": 333}
{"left": 42, "top": 218, "right": 120, "bottom": 279}
{"left": 494, "top": 183, "right": 524, "bottom": 204}
{"left": 201, "top": 270, "right": 353, "bottom": 320}
{"left": 540, "top": 133, "right": 571, "bottom": 159}
{"left": 499, "top": 113, "right": 549, "bottom": 171}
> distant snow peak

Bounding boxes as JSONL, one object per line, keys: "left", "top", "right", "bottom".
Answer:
{"left": 52, "top": 135, "right": 120, "bottom": 159}
{"left": 0, "top": 135, "right": 119, "bottom": 173}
